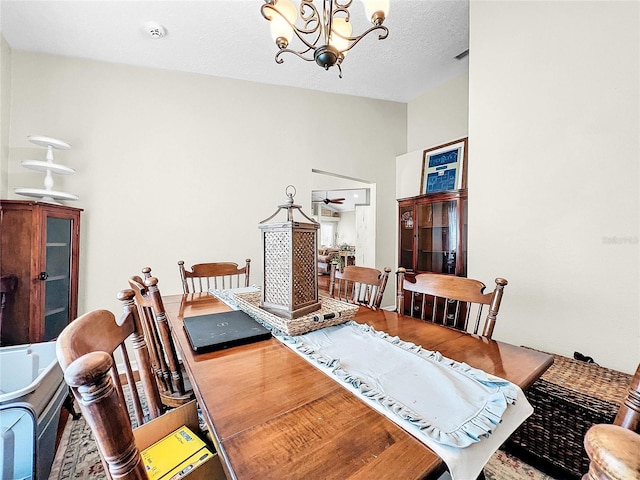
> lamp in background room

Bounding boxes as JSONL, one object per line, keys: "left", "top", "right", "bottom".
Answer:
{"left": 261, "top": 0, "right": 390, "bottom": 78}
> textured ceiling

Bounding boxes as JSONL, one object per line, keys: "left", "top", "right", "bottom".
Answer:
{"left": 0, "top": 0, "right": 469, "bottom": 103}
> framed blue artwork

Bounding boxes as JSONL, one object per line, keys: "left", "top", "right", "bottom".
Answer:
{"left": 420, "top": 138, "right": 468, "bottom": 194}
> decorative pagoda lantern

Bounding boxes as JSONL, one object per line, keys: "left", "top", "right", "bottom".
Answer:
{"left": 259, "top": 185, "right": 321, "bottom": 319}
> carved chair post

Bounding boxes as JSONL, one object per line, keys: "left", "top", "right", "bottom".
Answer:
{"left": 142, "top": 272, "right": 186, "bottom": 397}
{"left": 614, "top": 362, "right": 640, "bottom": 433}
{"left": 117, "top": 289, "right": 163, "bottom": 421}
{"left": 329, "top": 262, "right": 338, "bottom": 297}
{"left": 481, "top": 278, "right": 509, "bottom": 339}
{"left": 375, "top": 267, "right": 392, "bottom": 308}
{"left": 130, "top": 271, "right": 172, "bottom": 396}
{"left": 178, "top": 260, "right": 189, "bottom": 294}
{"left": 243, "top": 258, "right": 251, "bottom": 287}
{"left": 583, "top": 361, "right": 640, "bottom": 479}
{"left": 65, "top": 351, "right": 147, "bottom": 480}
{"left": 396, "top": 267, "right": 406, "bottom": 314}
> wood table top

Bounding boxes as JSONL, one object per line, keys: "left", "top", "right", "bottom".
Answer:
{"left": 163, "top": 293, "right": 553, "bottom": 480}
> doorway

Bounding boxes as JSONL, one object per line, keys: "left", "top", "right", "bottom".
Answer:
{"left": 311, "top": 170, "right": 376, "bottom": 269}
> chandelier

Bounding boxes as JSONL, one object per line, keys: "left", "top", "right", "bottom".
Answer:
{"left": 261, "top": 0, "right": 390, "bottom": 78}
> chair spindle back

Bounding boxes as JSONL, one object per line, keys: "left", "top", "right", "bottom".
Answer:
{"left": 329, "top": 264, "right": 391, "bottom": 310}
{"left": 396, "top": 269, "right": 508, "bottom": 339}
{"left": 178, "top": 259, "right": 251, "bottom": 293}
{"left": 129, "top": 267, "right": 193, "bottom": 407}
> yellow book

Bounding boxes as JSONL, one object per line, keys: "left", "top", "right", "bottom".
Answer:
{"left": 141, "top": 426, "right": 212, "bottom": 480}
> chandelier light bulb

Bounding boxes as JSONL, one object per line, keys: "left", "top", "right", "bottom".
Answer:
{"left": 261, "top": 0, "right": 389, "bottom": 77}
{"left": 363, "top": 0, "right": 389, "bottom": 25}
{"left": 330, "top": 17, "right": 352, "bottom": 54}
{"left": 267, "top": 0, "right": 297, "bottom": 47}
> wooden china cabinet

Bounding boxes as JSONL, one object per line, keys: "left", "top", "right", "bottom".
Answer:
{"left": 0, "top": 200, "right": 82, "bottom": 345}
{"left": 397, "top": 189, "right": 467, "bottom": 316}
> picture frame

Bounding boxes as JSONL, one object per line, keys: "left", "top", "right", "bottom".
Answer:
{"left": 419, "top": 137, "right": 468, "bottom": 194}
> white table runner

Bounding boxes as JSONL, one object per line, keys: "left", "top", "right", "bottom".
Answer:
{"left": 211, "top": 289, "right": 533, "bottom": 479}
{"left": 278, "top": 323, "right": 532, "bottom": 480}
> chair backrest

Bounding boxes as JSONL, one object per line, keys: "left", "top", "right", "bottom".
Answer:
{"left": 178, "top": 259, "right": 251, "bottom": 293}
{"left": 56, "top": 289, "right": 164, "bottom": 479}
{"left": 329, "top": 264, "right": 391, "bottom": 310}
{"left": 129, "top": 267, "right": 193, "bottom": 407}
{"left": 0, "top": 274, "right": 18, "bottom": 341}
{"left": 396, "top": 268, "right": 508, "bottom": 339}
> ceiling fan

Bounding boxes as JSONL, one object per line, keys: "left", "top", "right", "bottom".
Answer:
{"left": 312, "top": 192, "right": 345, "bottom": 205}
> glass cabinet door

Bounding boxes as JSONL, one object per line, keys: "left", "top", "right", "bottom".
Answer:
{"left": 44, "top": 216, "right": 72, "bottom": 340}
{"left": 398, "top": 190, "right": 467, "bottom": 279}
{"left": 416, "top": 200, "right": 458, "bottom": 274}
{"left": 398, "top": 204, "right": 414, "bottom": 270}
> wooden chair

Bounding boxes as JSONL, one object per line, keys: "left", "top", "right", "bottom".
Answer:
{"left": 178, "top": 259, "right": 251, "bottom": 293}
{"left": 583, "top": 362, "right": 640, "bottom": 479}
{"left": 129, "top": 267, "right": 194, "bottom": 407}
{"left": 0, "top": 274, "right": 18, "bottom": 343}
{"left": 56, "top": 290, "right": 164, "bottom": 478}
{"left": 329, "top": 264, "right": 391, "bottom": 310}
{"left": 396, "top": 268, "right": 508, "bottom": 339}
{"left": 56, "top": 290, "right": 224, "bottom": 480}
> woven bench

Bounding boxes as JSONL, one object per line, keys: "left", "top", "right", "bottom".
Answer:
{"left": 507, "top": 351, "right": 632, "bottom": 478}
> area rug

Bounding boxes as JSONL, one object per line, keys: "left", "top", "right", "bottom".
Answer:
{"left": 49, "top": 413, "right": 558, "bottom": 480}
{"left": 48, "top": 414, "right": 104, "bottom": 480}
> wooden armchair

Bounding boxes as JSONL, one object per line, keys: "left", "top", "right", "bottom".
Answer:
{"left": 178, "top": 259, "right": 251, "bottom": 293}
{"left": 56, "top": 290, "right": 164, "bottom": 478}
{"left": 329, "top": 264, "right": 391, "bottom": 310}
{"left": 56, "top": 290, "right": 224, "bottom": 480}
{"left": 0, "top": 274, "right": 18, "bottom": 342}
{"left": 583, "top": 362, "right": 640, "bottom": 479}
{"left": 129, "top": 267, "right": 194, "bottom": 407}
{"left": 396, "top": 268, "right": 508, "bottom": 339}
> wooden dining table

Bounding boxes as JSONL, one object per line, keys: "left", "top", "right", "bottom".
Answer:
{"left": 163, "top": 292, "right": 553, "bottom": 480}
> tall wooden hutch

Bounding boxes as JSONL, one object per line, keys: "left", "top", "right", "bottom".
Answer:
{"left": 0, "top": 200, "right": 82, "bottom": 345}
{"left": 397, "top": 189, "right": 467, "bottom": 314}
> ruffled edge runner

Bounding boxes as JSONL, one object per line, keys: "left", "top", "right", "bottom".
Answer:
{"left": 211, "top": 289, "right": 519, "bottom": 448}
{"left": 278, "top": 321, "right": 519, "bottom": 448}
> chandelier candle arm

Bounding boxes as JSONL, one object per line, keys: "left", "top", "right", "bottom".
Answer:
{"left": 261, "top": 0, "right": 390, "bottom": 77}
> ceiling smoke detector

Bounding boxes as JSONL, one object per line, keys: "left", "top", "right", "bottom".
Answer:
{"left": 144, "top": 22, "right": 166, "bottom": 39}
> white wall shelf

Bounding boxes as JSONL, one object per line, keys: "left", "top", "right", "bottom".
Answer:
{"left": 15, "top": 135, "right": 79, "bottom": 204}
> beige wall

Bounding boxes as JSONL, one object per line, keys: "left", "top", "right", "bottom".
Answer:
{"left": 0, "top": 35, "right": 11, "bottom": 271}
{"left": 398, "top": 73, "right": 469, "bottom": 201}
{"left": 6, "top": 51, "right": 406, "bottom": 315}
{"left": 337, "top": 210, "right": 356, "bottom": 247}
{"left": 0, "top": 35, "right": 11, "bottom": 197}
{"left": 468, "top": 1, "right": 639, "bottom": 373}
{"left": 407, "top": 72, "right": 469, "bottom": 154}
